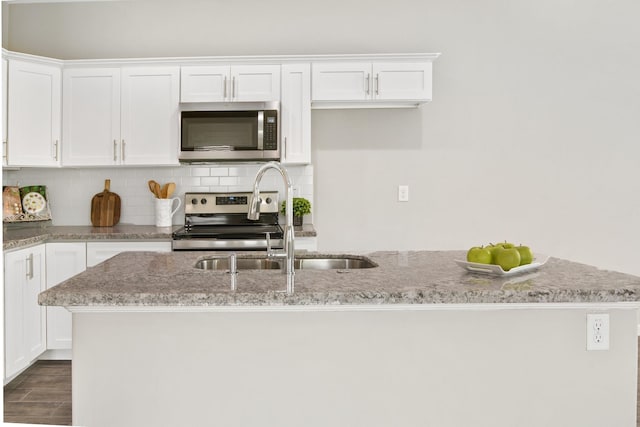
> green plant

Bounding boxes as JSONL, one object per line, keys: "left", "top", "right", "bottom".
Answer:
{"left": 280, "top": 197, "right": 311, "bottom": 217}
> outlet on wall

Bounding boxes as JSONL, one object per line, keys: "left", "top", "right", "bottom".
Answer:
{"left": 586, "top": 313, "right": 610, "bottom": 351}
{"left": 398, "top": 185, "right": 409, "bottom": 202}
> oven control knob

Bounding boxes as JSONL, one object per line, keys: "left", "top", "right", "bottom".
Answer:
{"left": 191, "top": 198, "right": 198, "bottom": 205}
{"left": 265, "top": 197, "right": 272, "bottom": 204}
{"left": 200, "top": 198, "right": 208, "bottom": 205}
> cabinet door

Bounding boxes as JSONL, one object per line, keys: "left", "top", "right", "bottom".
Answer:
{"left": 372, "top": 62, "right": 432, "bottom": 101}
{"left": 7, "top": 60, "right": 61, "bottom": 166}
{"left": 180, "top": 65, "right": 229, "bottom": 102}
{"left": 4, "top": 248, "right": 28, "bottom": 378}
{"left": 2, "top": 58, "right": 7, "bottom": 167}
{"left": 120, "top": 67, "right": 180, "bottom": 165}
{"left": 62, "top": 68, "right": 121, "bottom": 166}
{"left": 45, "top": 242, "right": 87, "bottom": 350}
{"left": 280, "top": 64, "right": 311, "bottom": 164}
{"left": 232, "top": 65, "right": 280, "bottom": 102}
{"left": 86, "top": 241, "right": 171, "bottom": 267}
{"left": 311, "top": 62, "right": 371, "bottom": 102}
{"left": 4, "top": 245, "right": 46, "bottom": 380}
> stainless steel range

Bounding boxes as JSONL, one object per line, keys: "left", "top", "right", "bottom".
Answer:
{"left": 171, "top": 191, "right": 283, "bottom": 250}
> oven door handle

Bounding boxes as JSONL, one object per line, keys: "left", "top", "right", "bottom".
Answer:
{"left": 265, "top": 232, "right": 272, "bottom": 252}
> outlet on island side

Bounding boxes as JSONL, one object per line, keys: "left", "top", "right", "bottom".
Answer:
{"left": 586, "top": 313, "right": 610, "bottom": 351}
{"left": 398, "top": 185, "right": 409, "bottom": 202}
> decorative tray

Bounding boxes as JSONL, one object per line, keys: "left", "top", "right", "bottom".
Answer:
{"left": 454, "top": 255, "right": 549, "bottom": 277}
{"left": 3, "top": 185, "right": 52, "bottom": 223}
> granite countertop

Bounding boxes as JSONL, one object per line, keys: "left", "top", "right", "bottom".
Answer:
{"left": 3, "top": 223, "right": 318, "bottom": 251}
{"left": 38, "top": 250, "right": 640, "bottom": 307}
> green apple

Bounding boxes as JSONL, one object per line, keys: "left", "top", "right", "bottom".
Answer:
{"left": 499, "top": 241, "right": 515, "bottom": 249}
{"left": 467, "top": 246, "right": 492, "bottom": 264}
{"left": 494, "top": 246, "right": 521, "bottom": 271}
{"left": 485, "top": 244, "right": 502, "bottom": 264}
{"left": 516, "top": 245, "right": 533, "bottom": 265}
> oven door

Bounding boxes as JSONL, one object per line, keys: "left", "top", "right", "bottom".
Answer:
{"left": 172, "top": 224, "right": 284, "bottom": 251}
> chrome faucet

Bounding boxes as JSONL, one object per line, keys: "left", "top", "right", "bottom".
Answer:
{"left": 248, "top": 161, "right": 295, "bottom": 294}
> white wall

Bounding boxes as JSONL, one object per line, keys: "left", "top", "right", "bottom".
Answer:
{"left": 3, "top": 0, "right": 640, "bottom": 275}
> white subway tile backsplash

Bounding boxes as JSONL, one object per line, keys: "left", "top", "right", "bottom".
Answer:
{"left": 219, "top": 177, "right": 237, "bottom": 186}
{"left": 209, "top": 167, "right": 228, "bottom": 177}
{"left": 227, "top": 167, "right": 244, "bottom": 177}
{"left": 3, "top": 164, "right": 313, "bottom": 226}
{"left": 189, "top": 167, "right": 211, "bottom": 177}
{"left": 200, "top": 177, "right": 219, "bottom": 186}
{"left": 180, "top": 177, "right": 201, "bottom": 187}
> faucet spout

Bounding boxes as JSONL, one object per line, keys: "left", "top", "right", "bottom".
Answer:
{"left": 248, "top": 161, "right": 295, "bottom": 294}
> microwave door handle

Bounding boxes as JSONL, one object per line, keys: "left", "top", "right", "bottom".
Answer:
{"left": 257, "top": 111, "right": 264, "bottom": 150}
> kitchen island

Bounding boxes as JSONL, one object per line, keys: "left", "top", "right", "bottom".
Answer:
{"left": 39, "top": 250, "right": 640, "bottom": 427}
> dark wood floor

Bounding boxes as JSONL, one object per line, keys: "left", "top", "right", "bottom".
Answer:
{"left": 3, "top": 360, "right": 72, "bottom": 425}
{"left": 4, "top": 352, "right": 640, "bottom": 426}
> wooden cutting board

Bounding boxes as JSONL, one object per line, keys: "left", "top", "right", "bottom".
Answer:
{"left": 91, "top": 179, "right": 121, "bottom": 227}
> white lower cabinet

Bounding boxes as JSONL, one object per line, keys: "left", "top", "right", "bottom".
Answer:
{"left": 86, "top": 241, "right": 171, "bottom": 267}
{"left": 3, "top": 240, "right": 172, "bottom": 375}
{"left": 4, "top": 244, "right": 47, "bottom": 381}
{"left": 45, "top": 242, "right": 87, "bottom": 351}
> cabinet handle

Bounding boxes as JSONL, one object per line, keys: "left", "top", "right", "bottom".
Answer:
{"left": 26, "top": 253, "right": 34, "bottom": 280}
{"left": 113, "top": 140, "right": 118, "bottom": 161}
{"left": 283, "top": 136, "right": 287, "bottom": 161}
{"left": 3, "top": 140, "right": 7, "bottom": 162}
{"left": 121, "top": 140, "right": 126, "bottom": 162}
{"left": 53, "top": 140, "right": 59, "bottom": 161}
{"left": 223, "top": 76, "right": 227, "bottom": 99}
{"left": 232, "top": 76, "right": 236, "bottom": 99}
{"left": 365, "top": 74, "right": 370, "bottom": 95}
{"left": 375, "top": 74, "right": 379, "bottom": 95}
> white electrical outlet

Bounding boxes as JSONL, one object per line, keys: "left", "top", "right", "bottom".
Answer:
{"left": 398, "top": 185, "right": 409, "bottom": 202}
{"left": 586, "top": 313, "right": 610, "bottom": 351}
{"left": 292, "top": 185, "right": 301, "bottom": 197}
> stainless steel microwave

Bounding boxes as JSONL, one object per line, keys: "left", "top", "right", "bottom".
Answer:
{"left": 179, "top": 102, "right": 280, "bottom": 162}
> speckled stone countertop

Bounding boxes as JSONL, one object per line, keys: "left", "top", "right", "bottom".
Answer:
{"left": 38, "top": 250, "right": 640, "bottom": 307}
{"left": 3, "top": 223, "right": 317, "bottom": 251}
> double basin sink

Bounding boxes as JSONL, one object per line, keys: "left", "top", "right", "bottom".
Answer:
{"left": 195, "top": 255, "right": 377, "bottom": 271}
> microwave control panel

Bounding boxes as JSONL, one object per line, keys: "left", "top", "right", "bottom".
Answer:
{"left": 264, "top": 110, "right": 278, "bottom": 150}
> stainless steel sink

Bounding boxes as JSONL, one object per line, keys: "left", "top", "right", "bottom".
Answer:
{"left": 294, "top": 257, "right": 377, "bottom": 270}
{"left": 195, "top": 255, "right": 377, "bottom": 271}
{"left": 195, "top": 257, "right": 281, "bottom": 271}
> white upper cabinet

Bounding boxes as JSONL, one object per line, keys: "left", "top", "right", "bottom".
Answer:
{"left": 7, "top": 59, "right": 62, "bottom": 166}
{"left": 280, "top": 63, "right": 311, "bottom": 165}
{"left": 312, "top": 61, "right": 433, "bottom": 107}
{"left": 62, "top": 68, "right": 121, "bottom": 166}
{"left": 63, "top": 66, "right": 179, "bottom": 166}
{"left": 181, "top": 65, "right": 280, "bottom": 103}
{"left": 312, "top": 62, "right": 371, "bottom": 102}
{"left": 180, "top": 65, "right": 228, "bottom": 102}
{"left": 373, "top": 63, "right": 432, "bottom": 101}
{"left": 120, "top": 67, "right": 180, "bottom": 165}
{"left": 231, "top": 65, "right": 281, "bottom": 102}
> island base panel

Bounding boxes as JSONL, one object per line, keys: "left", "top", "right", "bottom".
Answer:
{"left": 72, "top": 308, "right": 638, "bottom": 427}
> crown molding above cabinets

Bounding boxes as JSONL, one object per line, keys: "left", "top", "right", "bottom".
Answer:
{"left": 2, "top": 49, "right": 439, "bottom": 168}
